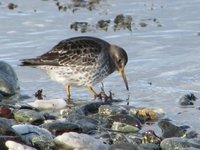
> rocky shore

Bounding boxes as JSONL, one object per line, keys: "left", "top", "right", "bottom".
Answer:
{"left": 1, "top": 0, "right": 200, "bottom": 149}
{"left": 0, "top": 61, "right": 200, "bottom": 150}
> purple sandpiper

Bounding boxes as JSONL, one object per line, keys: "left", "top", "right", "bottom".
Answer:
{"left": 21, "top": 36, "right": 129, "bottom": 100}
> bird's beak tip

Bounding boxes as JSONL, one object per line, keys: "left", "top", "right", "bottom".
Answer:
{"left": 119, "top": 67, "right": 129, "bottom": 91}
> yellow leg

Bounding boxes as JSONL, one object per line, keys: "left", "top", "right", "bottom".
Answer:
{"left": 66, "top": 85, "right": 71, "bottom": 100}
{"left": 87, "top": 86, "right": 98, "bottom": 98}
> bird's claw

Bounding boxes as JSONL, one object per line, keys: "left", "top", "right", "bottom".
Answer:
{"left": 94, "top": 90, "right": 113, "bottom": 102}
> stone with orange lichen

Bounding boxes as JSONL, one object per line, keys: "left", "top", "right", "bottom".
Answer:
{"left": 136, "top": 109, "right": 158, "bottom": 121}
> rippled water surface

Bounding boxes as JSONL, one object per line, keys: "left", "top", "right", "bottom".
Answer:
{"left": 1, "top": 0, "right": 200, "bottom": 131}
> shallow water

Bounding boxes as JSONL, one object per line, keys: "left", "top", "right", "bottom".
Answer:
{"left": 1, "top": 0, "right": 200, "bottom": 132}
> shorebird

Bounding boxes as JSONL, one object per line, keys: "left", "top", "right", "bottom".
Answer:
{"left": 21, "top": 36, "right": 129, "bottom": 100}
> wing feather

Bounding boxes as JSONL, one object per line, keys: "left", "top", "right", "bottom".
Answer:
{"left": 34, "top": 37, "right": 109, "bottom": 66}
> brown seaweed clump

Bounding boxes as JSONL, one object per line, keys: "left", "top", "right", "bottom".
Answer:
{"left": 7, "top": 3, "right": 18, "bottom": 10}
{"left": 55, "top": 0, "right": 102, "bottom": 12}
{"left": 70, "top": 22, "right": 90, "bottom": 33}
{"left": 113, "top": 14, "right": 133, "bottom": 31}
{"left": 96, "top": 20, "right": 111, "bottom": 31}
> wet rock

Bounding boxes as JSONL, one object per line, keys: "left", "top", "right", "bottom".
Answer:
{"left": 94, "top": 132, "right": 113, "bottom": 145}
{"left": 179, "top": 93, "right": 197, "bottom": 106}
{"left": 0, "top": 118, "right": 16, "bottom": 135}
{"left": 142, "top": 130, "right": 161, "bottom": 145}
{"left": 14, "top": 109, "right": 45, "bottom": 125}
{"left": 6, "top": 141, "right": 37, "bottom": 150}
{"left": 111, "top": 121, "right": 140, "bottom": 133}
{"left": 43, "top": 112, "right": 57, "bottom": 120}
{"left": 187, "top": 137, "right": 200, "bottom": 149}
{"left": 0, "top": 61, "right": 19, "bottom": 97}
{"left": 158, "top": 119, "right": 189, "bottom": 138}
{"left": 185, "top": 131, "right": 198, "bottom": 139}
{"left": 0, "top": 118, "right": 18, "bottom": 150}
{"left": 67, "top": 102, "right": 102, "bottom": 118}
{"left": 108, "top": 114, "right": 142, "bottom": 130}
{"left": 99, "top": 105, "right": 128, "bottom": 116}
{"left": 32, "top": 136, "right": 56, "bottom": 150}
{"left": 180, "top": 148, "right": 200, "bottom": 150}
{"left": 160, "top": 137, "right": 191, "bottom": 150}
{"left": 138, "top": 143, "right": 161, "bottom": 150}
{"left": 160, "top": 137, "right": 200, "bottom": 150}
{"left": 74, "top": 117, "right": 98, "bottom": 133}
{"left": 12, "top": 124, "right": 55, "bottom": 149}
{"left": 28, "top": 98, "right": 67, "bottom": 110}
{"left": 109, "top": 142, "right": 139, "bottom": 150}
{"left": 77, "top": 102, "right": 103, "bottom": 115}
{"left": 130, "top": 108, "right": 165, "bottom": 123}
{"left": 41, "top": 120, "right": 82, "bottom": 136}
{"left": 55, "top": 132, "right": 109, "bottom": 150}
{"left": 0, "top": 105, "right": 14, "bottom": 118}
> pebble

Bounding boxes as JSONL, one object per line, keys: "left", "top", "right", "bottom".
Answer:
{"left": 160, "top": 137, "right": 200, "bottom": 150}
{"left": 0, "top": 105, "right": 14, "bottom": 118}
{"left": 180, "top": 148, "right": 200, "bottom": 150}
{"left": 14, "top": 109, "right": 45, "bottom": 125}
{"left": 54, "top": 132, "right": 109, "bottom": 150}
{"left": 139, "top": 143, "right": 161, "bottom": 150}
{"left": 6, "top": 141, "right": 37, "bottom": 150}
{"left": 158, "top": 119, "right": 189, "bottom": 138}
{"left": 111, "top": 121, "right": 140, "bottom": 133}
{"left": 0, "top": 118, "right": 16, "bottom": 135}
{"left": 109, "top": 142, "right": 139, "bottom": 150}
{"left": 98, "top": 105, "right": 128, "bottom": 116}
{"left": 108, "top": 114, "right": 142, "bottom": 129}
{"left": 0, "top": 118, "right": 17, "bottom": 149}
{"left": 179, "top": 93, "right": 197, "bottom": 106}
{"left": 12, "top": 124, "right": 55, "bottom": 149}
{"left": 142, "top": 130, "right": 161, "bottom": 145}
{"left": 74, "top": 117, "right": 98, "bottom": 133}
{"left": 77, "top": 102, "right": 103, "bottom": 115}
{"left": 0, "top": 61, "right": 19, "bottom": 97}
{"left": 28, "top": 98, "right": 67, "bottom": 110}
{"left": 129, "top": 108, "right": 165, "bottom": 123}
{"left": 41, "top": 120, "right": 82, "bottom": 136}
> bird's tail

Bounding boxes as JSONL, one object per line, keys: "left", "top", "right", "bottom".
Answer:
{"left": 20, "top": 58, "right": 42, "bottom": 66}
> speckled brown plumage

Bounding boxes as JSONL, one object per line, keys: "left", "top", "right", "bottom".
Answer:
{"left": 21, "top": 36, "right": 129, "bottom": 99}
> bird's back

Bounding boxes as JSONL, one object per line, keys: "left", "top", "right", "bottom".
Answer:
{"left": 21, "top": 36, "right": 114, "bottom": 86}
{"left": 21, "top": 36, "right": 110, "bottom": 67}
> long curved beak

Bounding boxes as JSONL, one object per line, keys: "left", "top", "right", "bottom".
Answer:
{"left": 119, "top": 67, "right": 129, "bottom": 91}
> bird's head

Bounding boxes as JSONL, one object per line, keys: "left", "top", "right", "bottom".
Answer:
{"left": 110, "top": 45, "right": 129, "bottom": 91}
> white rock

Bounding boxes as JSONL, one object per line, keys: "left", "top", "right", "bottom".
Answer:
{"left": 5, "top": 140, "right": 37, "bottom": 150}
{"left": 28, "top": 99, "right": 67, "bottom": 110}
{"left": 54, "top": 132, "right": 109, "bottom": 150}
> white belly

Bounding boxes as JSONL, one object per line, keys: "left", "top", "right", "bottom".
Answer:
{"left": 37, "top": 65, "right": 105, "bottom": 87}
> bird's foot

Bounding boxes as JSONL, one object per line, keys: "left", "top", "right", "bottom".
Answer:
{"left": 94, "top": 90, "right": 113, "bottom": 103}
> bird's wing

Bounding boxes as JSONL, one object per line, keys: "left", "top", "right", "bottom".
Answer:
{"left": 21, "top": 37, "right": 109, "bottom": 66}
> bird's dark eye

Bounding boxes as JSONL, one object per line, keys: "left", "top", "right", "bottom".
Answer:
{"left": 118, "top": 59, "right": 121, "bottom": 64}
